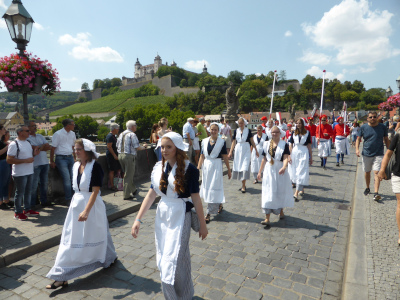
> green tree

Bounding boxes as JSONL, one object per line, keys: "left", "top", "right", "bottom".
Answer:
{"left": 278, "top": 70, "right": 287, "bottom": 81}
{"left": 111, "top": 77, "right": 122, "bottom": 87}
{"left": 81, "top": 82, "right": 89, "bottom": 90}
{"left": 180, "top": 79, "right": 188, "bottom": 87}
{"left": 227, "top": 70, "right": 245, "bottom": 85}
{"left": 97, "top": 126, "right": 109, "bottom": 141}
{"left": 351, "top": 80, "right": 365, "bottom": 94}
{"left": 75, "top": 116, "right": 99, "bottom": 138}
{"left": 340, "top": 90, "right": 359, "bottom": 103}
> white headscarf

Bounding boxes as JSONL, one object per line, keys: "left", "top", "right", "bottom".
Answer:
{"left": 162, "top": 132, "right": 189, "bottom": 151}
{"left": 235, "top": 117, "right": 248, "bottom": 126}
{"left": 81, "top": 138, "right": 100, "bottom": 158}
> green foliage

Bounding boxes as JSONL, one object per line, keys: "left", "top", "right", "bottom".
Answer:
{"left": 77, "top": 97, "right": 87, "bottom": 103}
{"left": 155, "top": 66, "right": 187, "bottom": 79}
{"left": 37, "top": 129, "right": 46, "bottom": 135}
{"left": 340, "top": 90, "right": 359, "bottom": 103}
{"left": 196, "top": 74, "right": 228, "bottom": 89}
{"left": 51, "top": 90, "right": 166, "bottom": 116}
{"left": 227, "top": 70, "right": 245, "bottom": 85}
{"left": 75, "top": 116, "right": 99, "bottom": 138}
{"left": 97, "top": 126, "right": 109, "bottom": 141}
{"left": 81, "top": 82, "right": 89, "bottom": 90}
{"left": 131, "top": 83, "right": 160, "bottom": 97}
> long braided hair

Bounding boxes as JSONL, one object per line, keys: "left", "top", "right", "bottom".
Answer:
{"left": 159, "top": 138, "right": 188, "bottom": 195}
{"left": 268, "top": 126, "right": 280, "bottom": 165}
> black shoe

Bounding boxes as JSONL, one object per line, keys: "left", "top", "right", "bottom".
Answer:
{"left": 123, "top": 196, "right": 134, "bottom": 200}
{"left": 5, "top": 200, "right": 14, "bottom": 208}
{"left": 0, "top": 203, "right": 10, "bottom": 210}
{"left": 336, "top": 162, "right": 340, "bottom": 167}
{"left": 364, "top": 188, "right": 370, "bottom": 196}
{"left": 41, "top": 202, "right": 54, "bottom": 207}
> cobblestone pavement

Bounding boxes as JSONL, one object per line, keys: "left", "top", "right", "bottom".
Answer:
{"left": 0, "top": 151, "right": 356, "bottom": 299}
{"left": 364, "top": 170, "right": 400, "bottom": 299}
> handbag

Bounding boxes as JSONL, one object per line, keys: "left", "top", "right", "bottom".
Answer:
{"left": 114, "top": 171, "right": 124, "bottom": 191}
{"left": 182, "top": 199, "right": 200, "bottom": 232}
{"left": 190, "top": 209, "right": 200, "bottom": 232}
{"left": 385, "top": 134, "right": 400, "bottom": 180}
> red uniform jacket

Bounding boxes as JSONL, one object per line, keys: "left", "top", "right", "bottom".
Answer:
{"left": 332, "top": 124, "right": 350, "bottom": 142}
{"left": 261, "top": 123, "right": 267, "bottom": 134}
{"left": 306, "top": 124, "right": 317, "bottom": 137}
{"left": 316, "top": 124, "right": 333, "bottom": 140}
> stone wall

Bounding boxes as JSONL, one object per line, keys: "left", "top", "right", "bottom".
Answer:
{"left": 92, "top": 88, "right": 103, "bottom": 100}
{"left": 47, "top": 148, "right": 158, "bottom": 201}
{"left": 267, "top": 80, "right": 301, "bottom": 93}
{"left": 120, "top": 80, "right": 153, "bottom": 91}
{"left": 37, "top": 102, "right": 76, "bottom": 118}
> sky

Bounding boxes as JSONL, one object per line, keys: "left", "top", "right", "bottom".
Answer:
{"left": 0, "top": 0, "right": 399, "bottom": 93}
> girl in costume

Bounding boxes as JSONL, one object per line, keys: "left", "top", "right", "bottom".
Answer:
{"left": 46, "top": 139, "right": 117, "bottom": 289}
{"left": 251, "top": 125, "right": 268, "bottom": 183}
{"left": 228, "top": 117, "right": 259, "bottom": 193}
{"left": 131, "top": 132, "right": 208, "bottom": 299}
{"left": 288, "top": 118, "right": 313, "bottom": 201}
{"left": 257, "top": 126, "right": 293, "bottom": 227}
{"left": 198, "top": 123, "right": 231, "bottom": 224}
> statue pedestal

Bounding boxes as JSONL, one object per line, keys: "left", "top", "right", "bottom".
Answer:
{"left": 225, "top": 116, "right": 238, "bottom": 130}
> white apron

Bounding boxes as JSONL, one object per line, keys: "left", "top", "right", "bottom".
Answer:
{"left": 262, "top": 140, "right": 294, "bottom": 209}
{"left": 151, "top": 160, "right": 191, "bottom": 285}
{"left": 318, "top": 138, "right": 331, "bottom": 157}
{"left": 50, "top": 161, "right": 108, "bottom": 272}
{"left": 251, "top": 134, "right": 267, "bottom": 174}
{"left": 290, "top": 131, "right": 310, "bottom": 186}
{"left": 200, "top": 137, "right": 225, "bottom": 204}
{"left": 335, "top": 136, "right": 350, "bottom": 155}
{"left": 233, "top": 127, "right": 251, "bottom": 172}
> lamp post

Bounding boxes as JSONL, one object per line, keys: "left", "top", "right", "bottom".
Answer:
{"left": 396, "top": 75, "right": 400, "bottom": 93}
{"left": 386, "top": 86, "right": 393, "bottom": 99}
{"left": 2, "top": 0, "right": 34, "bottom": 125}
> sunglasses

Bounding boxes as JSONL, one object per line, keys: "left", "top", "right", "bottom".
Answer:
{"left": 368, "top": 116, "right": 377, "bottom": 119}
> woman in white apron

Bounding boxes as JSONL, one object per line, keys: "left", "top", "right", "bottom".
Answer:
{"left": 257, "top": 126, "right": 293, "bottom": 227}
{"left": 131, "top": 132, "right": 208, "bottom": 299}
{"left": 251, "top": 125, "right": 268, "bottom": 183}
{"left": 228, "top": 117, "right": 259, "bottom": 193}
{"left": 46, "top": 139, "right": 117, "bottom": 289}
{"left": 288, "top": 119, "right": 313, "bottom": 202}
{"left": 192, "top": 119, "right": 200, "bottom": 165}
{"left": 198, "top": 123, "right": 231, "bottom": 224}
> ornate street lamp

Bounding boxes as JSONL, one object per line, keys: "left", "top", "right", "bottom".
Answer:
{"left": 397, "top": 75, "right": 400, "bottom": 93}
{"left": 2, "top": 0, "right": 34, "bottom": 124}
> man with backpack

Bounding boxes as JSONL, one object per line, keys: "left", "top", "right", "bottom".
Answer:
{"left": 356, "top": 111, "right": 390, "bottom": 201}
{"left": 7, "top": 125, "right": 40, "bottom": 220}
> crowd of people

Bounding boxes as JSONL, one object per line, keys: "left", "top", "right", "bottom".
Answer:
{"left": 3, "top": 111, "right": 400, "bottom": 299}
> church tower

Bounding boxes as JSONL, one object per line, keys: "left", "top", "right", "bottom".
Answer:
{"left": 134, "top": 58, "right": 142, "bottom": 78}
{"left": 154, "top": 53, "right": 162, "bottom": 73}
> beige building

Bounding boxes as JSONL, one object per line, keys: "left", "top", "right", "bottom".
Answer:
{"left": 0, "top": 112, "right": 24, "bottom": 138}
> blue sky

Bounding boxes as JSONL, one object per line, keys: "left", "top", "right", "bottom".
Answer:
{"left": 1, "top": 0, "right": 399, "bottom": 92}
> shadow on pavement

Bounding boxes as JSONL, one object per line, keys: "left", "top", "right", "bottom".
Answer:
{"left": 213, "top": 210, "right": 267, "bottom": 224}
{"left": 0, "top": 227, "right": 31, "bottom": 256}
{"left": 0, "top": 264, "right": 29, "bottom": 290}
{"left": 272, "top": 215, "right": 337, "bottom": 238}
{"left": 48, "top": 261, "right": 162, "bottom": 299}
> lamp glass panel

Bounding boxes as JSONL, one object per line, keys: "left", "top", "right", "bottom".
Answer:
{"left": 25, "top": 21, "right": 33, "bottom": 42}
{"left": 5, "top": 17, "right": 16, "bottom": 39}
{"left": 12, "top": 15, "right": 27, "bottom": 40}
{"left": 397, "top": 79, "right": 400, "bottom": 89}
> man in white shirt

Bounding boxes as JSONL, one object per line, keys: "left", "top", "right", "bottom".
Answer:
{"left": 117, "top": 120, "right": 146, "bottom": 200}
{"left": 28, "top": 121, "right": 52, "bottom": 207}
{"left": 7, "top": 126, "right": 40, "bottom": 220}
{"left": 182, "top": 117, "right": 195, "bottom": 164}
{"left": 50, "top": 119, "right": 76, "bottom": 205}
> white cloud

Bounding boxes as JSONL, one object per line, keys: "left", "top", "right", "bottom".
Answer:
{"left": 33, "top": 23, "right": 44, "bottom": 30}
{"left": 0, "top": 0, "right": 7, "bottom": 10}
{"left": 300, "top": 50, "right": 331, "bottom": 65}
{"left": 58, "top": 32, "right": 123, "bottom": 63}
{"left": 255, "top": 73, "right": 262, "bottom": 77}
{"left": 306, "top": 66, "right": 344, "bottom": 81}
{"left": 284, "top": 31, "right": 292, "bottom": 37}
{"left": 302, "top": 0, "right": 400, "bottom": 65}
{"left": 0, "top": 20, "right": 6, "bottom": 29}
{"left": 184, "top": 60, "right": 209, "bottom": 71}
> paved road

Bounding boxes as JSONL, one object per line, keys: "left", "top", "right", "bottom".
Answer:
{"left": 0, "top": 151, "right": 356, "bottom": 299}
{"left": 363, "top": 172, "right": 400, "bottom": 299}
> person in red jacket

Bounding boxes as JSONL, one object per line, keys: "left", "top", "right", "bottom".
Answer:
{"left": 316, "top": 115, "right": 333, "bottom": 170}
{"left": 306, "top": 117, "right": 317, "bottom": 150}
{"left": 333, "top": 117, "right": 350, "bottom": 166}
{"left": 261, "top": 116, "right": 268, "bottom": 134}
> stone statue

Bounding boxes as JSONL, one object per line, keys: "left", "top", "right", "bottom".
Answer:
{"left": 289, "top": 103, "right": 296, "bottom": 120}
{"left": 225, "top": 81, "right": 239, "bottom": 129}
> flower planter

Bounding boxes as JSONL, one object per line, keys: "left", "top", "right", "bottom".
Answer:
{"left": 6, "top": 75, "right": 44, "bottom": 94}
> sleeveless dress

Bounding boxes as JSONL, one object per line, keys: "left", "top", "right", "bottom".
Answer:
{"left": 47, "top": 161, "right": 117, "bottom": 281}
{"left": 232, "top": 127, "right": 252, "bottom": 180}
{"left": 289, "top": 131, "right": 311, "bottom": 186}
{"left": 251, "top": 134, "right": 267, "bottom": 179}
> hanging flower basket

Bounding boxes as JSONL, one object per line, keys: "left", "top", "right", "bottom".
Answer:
{"left": 0, "top": 52, "right": 60, "bottom": 96}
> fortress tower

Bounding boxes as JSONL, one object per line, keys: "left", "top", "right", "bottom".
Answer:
{"left": 134, "top": 58, "right": 142, "bottom": 78}
{"left": 154, "top": 54, "right": 162, "bottom": 73}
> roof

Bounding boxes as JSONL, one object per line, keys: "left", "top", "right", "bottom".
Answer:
{"left": 0, "top": 112, "right": 18, "bottom": 120}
